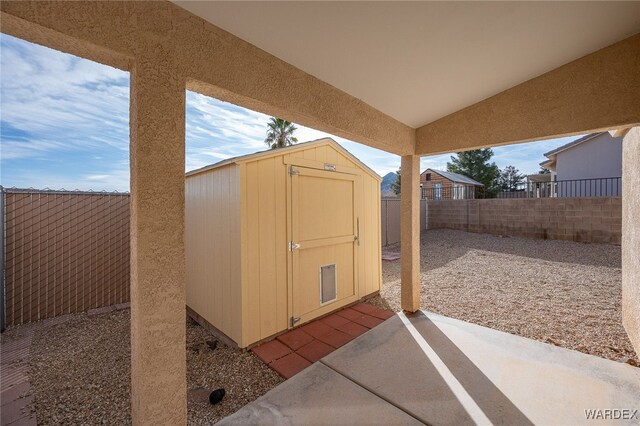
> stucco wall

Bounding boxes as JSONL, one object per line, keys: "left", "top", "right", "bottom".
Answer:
{"left": 556, "top": 133, "right": 622, "bottom": 182}
{"left": 426, "top": 197, "right": 621, "bottom": 244}
{"left": 622, "top": 128, "right": 640, "bottom": 354}
{"left": 0, "top": 1, "right": 414, "bottom": 156}
{"left": 416, "top": 34, "right": 640, "bottom": 155}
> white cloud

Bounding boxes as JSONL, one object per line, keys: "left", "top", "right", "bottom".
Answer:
{"left": 0, "top": 34, "right": 130, "bottom": 159}
{"left": 1, "top": 34, "right": 589, "bottom": 192}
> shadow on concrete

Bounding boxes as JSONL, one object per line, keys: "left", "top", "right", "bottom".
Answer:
{"left": 407, "top": 311, "right": 534, "bottom": 425}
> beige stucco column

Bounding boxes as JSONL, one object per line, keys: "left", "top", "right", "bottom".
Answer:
{"left": 400, "top": 155, "right": 421, "bottom": 312}
{"left": 129, "top": 52, "right": 187, "bottom": 425}
{"left": 622, "top": 127, "right": 640, "bottom": 354}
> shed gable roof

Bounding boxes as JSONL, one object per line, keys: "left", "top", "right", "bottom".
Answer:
{"left": 186, "top": 138, "right": 381, "bottom": 180}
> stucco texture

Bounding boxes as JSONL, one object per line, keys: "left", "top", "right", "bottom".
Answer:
{"left": 0, "top": 1, "right": 414, "bottom": 156}
{"left": 129, "top": 50, "right": 187, "bottom": 424}
{"left": 416, "top": 34, "right": 640, "bottom": 155}
{"left": 400, "top": 155, "right": 421, "bottom": 312}
{"left": 622, "top": 127, "right": 640, "bottom": 354}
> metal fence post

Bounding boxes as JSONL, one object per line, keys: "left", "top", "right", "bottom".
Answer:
{"left": 385, "top": 199, "right": 388, "bottom": 247}
{"left": 1, "top": 186, "right": 5, "bottom": 332}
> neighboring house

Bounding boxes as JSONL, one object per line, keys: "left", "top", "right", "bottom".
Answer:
{"left": 540, "top": 132, "right": 622, "bottom": 197}
{"left": 420, "top": 169, "right": 483, "bottom": 200}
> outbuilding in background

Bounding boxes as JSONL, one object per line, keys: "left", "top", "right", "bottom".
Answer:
{"left": 185, "top": 138, "right": 382, "bottom": 348}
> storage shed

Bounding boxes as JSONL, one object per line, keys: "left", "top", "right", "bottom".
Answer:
{"left": 185, "top": 138, "right": 382, "bottom": 348}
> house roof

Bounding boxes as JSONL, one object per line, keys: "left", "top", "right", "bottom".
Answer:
{"left": 186, "top": 137, "right": 381, "bottom": 181}
{"left": 423, "top": 169, "right": 484, "bottom": 186}
{"left": 542, "top": 132, "right": 605, "bottom": 158}
{"left": 539, "top": 132, "right": 608, "bottom": 167}
{"left": 527, "top": 173, "right": 553, "bottom": 183}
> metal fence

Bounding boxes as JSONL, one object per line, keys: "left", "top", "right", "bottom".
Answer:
{"left": 381, "top": 198, "right": 427, "bottom": 246}
{"left": 421, "top": 185, "right": 477, "bottom": 200}
{"left": 1, "top": 187, "right": 130, "bottom": 327}
{"left": 497, "top": 177, "right": 621, "bottom": 199}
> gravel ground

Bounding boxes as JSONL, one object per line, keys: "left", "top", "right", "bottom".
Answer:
{"left": 3, "top": 228, "right": 634, "bottom": 424}
{"left": 378, "top": 229, "right": 637, "bottom": 364}
{"left": 19, "top": 309, "right": 282, "bottom": 425}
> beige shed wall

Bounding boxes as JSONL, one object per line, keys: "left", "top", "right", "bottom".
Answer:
{"left": 239, "top": 143, "right": 382, "bottom": 346}
{"left": 240, "top": 157, "right": 289, "bottom": 347}
{"left": 283, "top": 144, "right": 382, "bottom": 300}
{"left": 189, "top": 141, "right": 381, "bottom": 348}
{"left": 185, "top": 165, "right": 242, "bottom": 344}
{"left": 360, "top": 176, "right": 383, "bottom": 296}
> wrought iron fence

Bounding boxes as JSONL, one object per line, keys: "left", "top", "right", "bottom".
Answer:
{"left": 497, "top": 177, "right": 621, "bottom": 199}
{"left": 420, "top": 177, "right": 621, "bottom": 200}
{"left": 1, "top": 187, "right": 130, "bottom": 327}
{"left": 421, "top": 185, "right": 479, "bottom": 200}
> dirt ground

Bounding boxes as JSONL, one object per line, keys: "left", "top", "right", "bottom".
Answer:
{"left": 2, "top": 228, "right": 635, "bottom": 425}
{"left": 6, "top": 310, "right": 282, "bottom": 425}
{"left": 376, "top": 229, "right": 637, "bottom": 364}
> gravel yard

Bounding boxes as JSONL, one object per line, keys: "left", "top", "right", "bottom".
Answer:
{"left": 2, "top": 228, "right": 634, "bottom": 425}
{"left": 7, "top": 309, "right": 282, "bottom": 425}
{"left": 377, "top": 229, "right": 637, "bottom": 364}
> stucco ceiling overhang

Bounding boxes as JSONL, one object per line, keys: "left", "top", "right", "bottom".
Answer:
{"left": 174, "top": 1, "right": 640, "bottom": 129}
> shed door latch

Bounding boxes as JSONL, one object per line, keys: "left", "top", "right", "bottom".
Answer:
{"left": 288, "top": 166, "right": 299, "bottom": 176}
{"left": 289, "top": 241, "right": 301, "bottom": 251}
{"left": 290, "top": 316, "right": 301, "bottom": 327}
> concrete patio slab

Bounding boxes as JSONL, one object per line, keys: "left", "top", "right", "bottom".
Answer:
{"left": 218, "top": 363, "right": 422, "bottom": 425}
{"left": 325, "top": 313, "right": 478, "bottom": 425}
{"left": 225, "top": 311, "right": 640, "bottom": 425}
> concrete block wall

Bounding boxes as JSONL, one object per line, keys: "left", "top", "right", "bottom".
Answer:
{"left": 426, "top": 200, "right": 469, "bottom": 231}
{"left": 426, "top": 197, "right": 621, "bottom": 244}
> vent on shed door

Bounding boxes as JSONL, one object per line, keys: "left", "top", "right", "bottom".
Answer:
{"left": 320, "top": 264, "right": 337, "bottom": 304}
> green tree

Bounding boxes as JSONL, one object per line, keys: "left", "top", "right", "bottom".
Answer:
{"left": 391, "top": 167, "right": 401, "bottom": 195}
{"left": 498, "top": 165, "right": 526, "bottom": 191}
{"left": 447, "top": 149, "right": 500, "bottom": 197}
{"left": 264, "top": 117, "right": 298, "bottom": 149}
{"left": 538, "top": 166, "right": 551, "bottom": 174}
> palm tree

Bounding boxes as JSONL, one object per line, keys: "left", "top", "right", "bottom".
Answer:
{"left": 265, "top": 117, "right": 298, "bottom": 149}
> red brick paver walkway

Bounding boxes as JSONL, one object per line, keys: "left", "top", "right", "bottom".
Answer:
{"left": 251, "top": 303, "right": 395, "bottom": 379}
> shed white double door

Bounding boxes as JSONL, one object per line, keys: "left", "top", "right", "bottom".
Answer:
{"left": 288, "top": 165, "right": 360, "bottom": 326}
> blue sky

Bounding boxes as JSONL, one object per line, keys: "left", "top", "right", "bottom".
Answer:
{"left": 1, "top": 34, "right": 581, "bottom": 192}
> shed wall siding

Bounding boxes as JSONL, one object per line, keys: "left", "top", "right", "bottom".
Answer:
{"left": 241, "top": 157, "right": 289, "bottom": 346}
{"left": 185, "top": 165, "right": 242, "bottom": 343}
{"left": 188, "top": 141, "right": 381, "bottom": 348}
{"left": 285, "top": 143, "right": 381, "bottom": 298}
{"left": 360, "top": 175, "right": 382, "bottom": 296}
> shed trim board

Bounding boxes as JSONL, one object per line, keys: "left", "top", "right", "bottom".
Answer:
{"left": 186, "top": 138, "right": 382, "bottom": 182}
{"left": 185, "top": 138, "right": 382, "bottom": 348}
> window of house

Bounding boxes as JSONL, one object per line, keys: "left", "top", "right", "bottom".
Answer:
{"left": 425, "top": 173, "right": 431, "bottom": 181}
